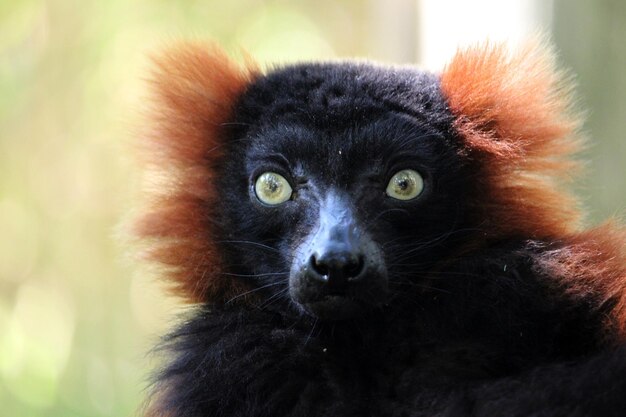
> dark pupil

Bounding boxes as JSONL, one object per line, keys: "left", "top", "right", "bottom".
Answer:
{"left": 397, "top": 178, "right": 409, "bottom": 190}
{"left": 267, "top": 178, "right": 279, "bottom": 193}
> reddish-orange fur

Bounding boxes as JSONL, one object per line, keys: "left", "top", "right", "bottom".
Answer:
{"left": 441, "top": 42, "right": 626, "bottom": 341}
{"left": 535, "top": 224, "right": 626, "bottom": 341}
{"left": 440, "top": 41, "right": 584, "bottom": 240}
{"left": 134, "top": 42, "right": 259, "bottom": 302}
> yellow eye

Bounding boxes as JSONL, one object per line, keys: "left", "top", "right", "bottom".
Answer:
{"left": 254, "top": 172, "right": 293, "bottom": 205}
{"left": 386, "top": 169, "right": 424, "bottom": 200}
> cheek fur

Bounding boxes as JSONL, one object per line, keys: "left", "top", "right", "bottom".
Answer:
{"left": 132, "top": 42, "right": 260, "bottom": 303}
{"left": 440, "top": 40, "right": 584, "bottom": 241}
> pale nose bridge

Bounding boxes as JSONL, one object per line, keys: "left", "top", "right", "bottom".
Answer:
{"left": 312, "top": 192, "right": 362, "bottom": 266}
{"left": 317, "top": 192, "right": 359, "bottom": 248}
{"left": 305, "top": 191, "right": 368, "bottom": 284}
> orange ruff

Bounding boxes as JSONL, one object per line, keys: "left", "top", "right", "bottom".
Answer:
{"left": 441, "top": 42, "right": 626, "bottom": 342}
{"left": 134, "top": 42, "right": 259, "bottom": 302}
{"left": 440, "top": 42, "right": 584, "bottom": 240}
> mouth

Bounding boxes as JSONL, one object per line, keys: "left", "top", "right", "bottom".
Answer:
{"left": 289, "top": 273, "right": 389, "bottom": 320}
{"left": 288, "top": 255, "right": 389, "bottom": 320}
{"left": 297, "top": 295, "right": 370, "bottom": 320}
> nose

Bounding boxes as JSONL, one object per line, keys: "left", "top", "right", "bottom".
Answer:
{"left": 309, "top": 251, "right": 365, "bottom": 285}
{"left": 289, "top": 191, "right": 389, "bottom": 319}
{"left": 305, "top": 193, "right": 367, "bottom": 290}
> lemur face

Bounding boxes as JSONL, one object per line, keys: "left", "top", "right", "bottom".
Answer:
{"left": 139, "top": 42, "right": 586, "bottom": 318}
{"left": 216, "top": 63, "right": 471, "bottom": 319}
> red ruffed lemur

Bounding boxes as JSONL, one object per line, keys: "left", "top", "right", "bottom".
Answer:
{"left": 133, "top": 40, "right": 626, "bottom": 416}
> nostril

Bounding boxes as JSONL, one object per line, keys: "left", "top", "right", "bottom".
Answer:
{"left": 310, "top": 254, "right": 330, "bottom": 279}
{"left": 309, "top": 253, "right": 365, "bottom": 282}
{"left": 345, "top": 255, "right": 365, "bottom": 280}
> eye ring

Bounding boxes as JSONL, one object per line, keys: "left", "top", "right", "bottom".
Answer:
{"left": 386, "top": 169, "right": 424, "bottom": 201}
{"left": 254, "top": 172, "right": 293, "bottom": 206}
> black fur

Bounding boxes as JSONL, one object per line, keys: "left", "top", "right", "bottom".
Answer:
{"left": 149, "top": 63, "right": 626, "bottom": 416}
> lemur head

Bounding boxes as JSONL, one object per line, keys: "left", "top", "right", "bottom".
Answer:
{"left": 134, "top": 41, "right": 582, "bottom": 320}
{"left": 216, "top": 63, "right": 470, "bottom": 319}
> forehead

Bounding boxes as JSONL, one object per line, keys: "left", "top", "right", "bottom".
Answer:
{"left": 245, "top": 115, "right": 448, "bottom": 170}
{"left": 233, "top": 61, "right": 453, "bottom": 130}
{"left": 230, "top": 61, "right": 458, "bottom": 178}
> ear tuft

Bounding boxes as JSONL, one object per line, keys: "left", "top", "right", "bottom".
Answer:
{"left": 133, "top": 42, "right": 259, "bottom": 303}
{"left": 441, "top": 40, "right": 586, "bottom": 239}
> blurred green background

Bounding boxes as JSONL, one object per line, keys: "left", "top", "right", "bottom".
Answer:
{"left": 0, "top": 1, "right": 624, "bottom": 416}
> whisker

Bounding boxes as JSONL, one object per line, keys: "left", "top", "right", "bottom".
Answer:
{"left": 258, "top": 287, "right": 290, "bottom": 309}
{"left": 388, "top": 280, "right": 452, "bottom": 294}
{"left": 219, "top": 122, "right": 251, "bottom": 127}
{"left": 382, "top": 234, "right": 420, "bottom": 248}
{"left": 217, "top": 240, "right": 280, "bottom": 252}
{"left": 397, "top": 228, "right": 471, "bottom": 252}
{"left": 220, "top": 271, "right": 288, "bottom": 278}
{"left": 371, "top": 208, "right": 410, "bottom": 223}
{"left": 225, "top": 281, "right": 285, "bottom": 304}
{"left": 383, "top": 226, "right": 484, "bottom": 249}
{"left": 390, "top": 270, "right": 483, "bottom": 280}
{"left": 305, "top": 318, "right": 318, "bottom": 346}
